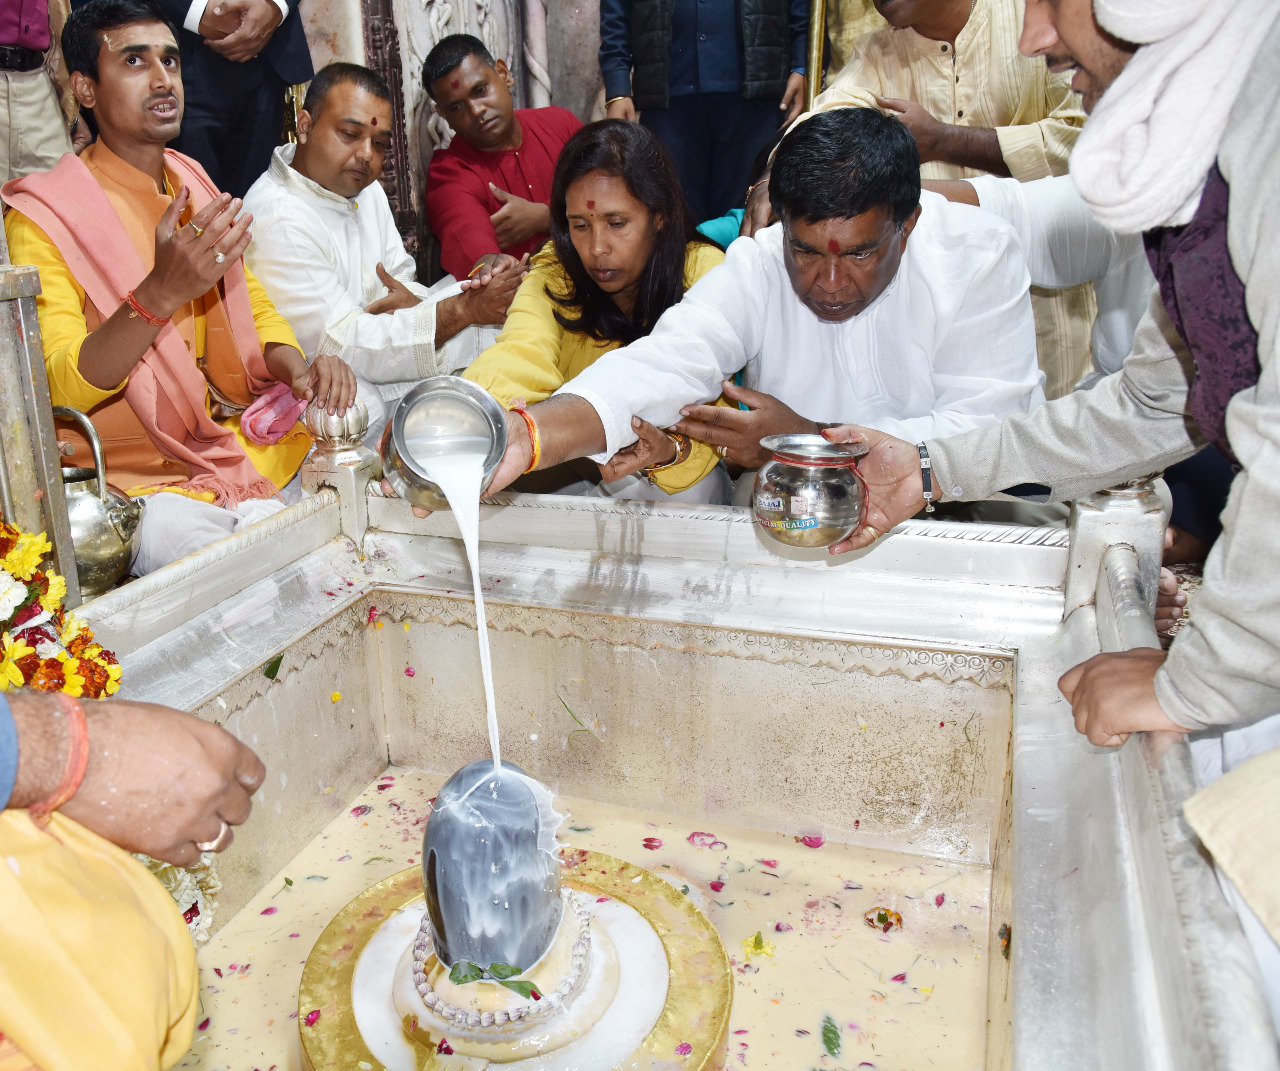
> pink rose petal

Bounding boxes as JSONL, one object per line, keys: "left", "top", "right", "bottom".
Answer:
{"left": 774, "top": 921, "right": 793, "bottom": 932}
{"left": 405, "top": 667, "right": 416, "bottom": 677}
{"left": 891, "top": 972, "right": 907, "bottom": 983}
{"left": 303, "top": 1009, "right": 321, "bottom": 1026}
{"left": 675, "top": 1042, "right": 693, "bottom": 1056}
{"left": 437, "top": 1038, "right": 454, "bottom": 1055}
{"left": 642, "top": 837, "right": 663, "bottom": 850}
{"left": 367, "top": 606, "right": 379, "bottom": 623}
{"left": 686, "top": 831, "right": 718, "bottom": 848}
{"left": 198, "top": 1017, "right": 210, "bottom": 1031}
{"left": 289, "top": 932, "right": 300, "bottom": 938}
{"left": 213, "top": 967, "right": 223, "bottom": 978}
{"left": 709, "top": 880, "right": 725, "bottom": 893}
{"left": 260, "top": 906, "right": 278, "bottom": 915}
{"left": 351, "top": 805, "right": 371, "bottom": 817}
{"left": 935, "top": 893, "right": 946, "bottom": 907}
{"left": 760, "top": 859, "right": 778, "bottom": 868}
{"left": 799, "top": 835, "right": 825, "bottom": 849}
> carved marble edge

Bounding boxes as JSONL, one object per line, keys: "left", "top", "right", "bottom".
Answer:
{"left": 365, "top": 487, "right": 1070, "bottom": 548}
{"left": 374, "top": 589, "right": 1014, "bottom": 690}
{"left": 81, "top": 490, "right": 341, "bottom": 622}
{"left": 192, "top": 600, "right": 369, "bottom": 723}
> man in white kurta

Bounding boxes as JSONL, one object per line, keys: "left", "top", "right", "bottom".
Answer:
{"left": 243, "top": 65, "right": 516, "bottom": 442}
{"left": 556, "top": 113, "right": 1043, "bottom": 476}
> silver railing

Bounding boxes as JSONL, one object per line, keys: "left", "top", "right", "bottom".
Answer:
{"left": 1075, "top": 480, "right": 1277, "bottom": 1071}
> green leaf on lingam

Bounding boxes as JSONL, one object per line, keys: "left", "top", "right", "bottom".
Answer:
{"left": 486, "top": 962, "right": 523, "bottom": 980}
{"left": 498, "top": 980, "right": 541, "bottom": 1000}
{"left": 263, "top": 654, "right": 283, "bottom": 680}
{"left": 821, "top": 1015, "right": 841, "bottom": 1057}
{"left": 449, "top": 961, "right": 485, "bottom": 985}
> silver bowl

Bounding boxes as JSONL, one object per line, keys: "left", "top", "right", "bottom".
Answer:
{"left": 753, "top": 433, "right": 869, "bottom": 549}
{"left": 422, "top": 760, "right": 563, "bottom": 972}
{"left": 381, "top": 376, "right": 508, "bottom": 512}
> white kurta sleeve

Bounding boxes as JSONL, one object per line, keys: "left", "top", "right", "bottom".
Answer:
{"left": 863, "top": 224, "right": 1043, "bottom": 443}
{"left": 246, "top": 221, "right": 446, "bottom": 383}
{"left": 968, "top": 174, "right": 1118, "bottom": 291}
{"left": 555, "top": 240, "right": 761, "bottom": 461}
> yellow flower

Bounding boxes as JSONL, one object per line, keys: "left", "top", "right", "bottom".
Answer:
{"left": 0, "top": 632, "right": 34, "bottom": 691}
{"left": 39, "top": 571, "right": 67, "bottom": 614}
{"left": 57, "top": 652, "right": 85, "bottom": 697}
{"left": 2, "top": 531, "right": 51, "bottom": 581}
{"left": 102, "top": 660, "right": 122, "bottom": 695}
{"left": 742, "top": 931, "right": 776, "bottom": 960}
{"left": 59, "top": 611, "right": 88, "bottom": 647}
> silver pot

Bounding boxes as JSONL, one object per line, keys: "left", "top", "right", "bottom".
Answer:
{"left": 52, "top": 407, "right": 144, "bottom": 597}
{"left": 753, "top": 433, "right": 868, "bottom": 549}
{"left": 380, "top": 376, "right": 508, "bottom": 512}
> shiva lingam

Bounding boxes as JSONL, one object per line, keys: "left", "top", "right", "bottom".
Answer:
{"left": 298, "top": 761, "right": 733, "bottom": 1070}
{"left": 393, "top": 760, "right": 620, "bottom": 1058}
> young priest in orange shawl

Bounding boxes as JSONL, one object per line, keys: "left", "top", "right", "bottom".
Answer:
{"left": 2, "top": 0, "right": 357, "bottom": 577}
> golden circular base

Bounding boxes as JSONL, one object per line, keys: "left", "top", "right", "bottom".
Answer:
{"left": 299, "top": 850, "right": 732, "bottom": 1070}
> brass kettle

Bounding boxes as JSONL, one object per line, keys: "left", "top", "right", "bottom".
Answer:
{"left": 52, "top": 407, "right": 144, "bottom": 598}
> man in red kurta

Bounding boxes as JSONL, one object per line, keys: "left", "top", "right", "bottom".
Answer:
{"left": 422, "top": 34, "right": 581, "bottom": 280}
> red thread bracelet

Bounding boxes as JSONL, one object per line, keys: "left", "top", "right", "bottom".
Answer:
{"left": 29, "top": 694, "right": 90, "bottom": 829}
{"left": 510, "top": 402, "right": 542, "bottom": 474}
{"left": 124, "top": 289, "right": 170, "bottom": 328}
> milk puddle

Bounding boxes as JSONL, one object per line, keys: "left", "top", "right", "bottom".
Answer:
{"left": 411, "top": 441, "right": 502, "bottom": 770}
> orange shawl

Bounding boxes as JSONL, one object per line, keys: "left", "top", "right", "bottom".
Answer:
{"left": 4, "top": 150, "right": 278, "bottom": 507}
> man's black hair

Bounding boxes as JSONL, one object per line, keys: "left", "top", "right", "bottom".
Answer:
{"left": 421, "top": 34, "right": 496, "bottom": 98}
{"left": 302, "top": 62, "right": 392, "bottom": 118}
{"left": 61, "top": 0, "right": 178, "bottom": 82}
{"left": 769, "top": 108, "right": 921, "bottom": 227}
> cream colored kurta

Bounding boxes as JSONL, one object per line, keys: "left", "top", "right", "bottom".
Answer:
{"left": 808, "top": 0, "right": 1094, "bottom": 400}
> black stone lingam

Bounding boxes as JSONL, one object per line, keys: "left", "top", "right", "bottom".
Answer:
{"left": 422, "top": 760, "right": 563, "bottom": 972}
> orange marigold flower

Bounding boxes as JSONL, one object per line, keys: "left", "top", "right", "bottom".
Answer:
{"left": 27, "top": 656, "right": 67, "bottom": 692}
{"left": 76, "top": 658, "right": 111, "bottom": 698}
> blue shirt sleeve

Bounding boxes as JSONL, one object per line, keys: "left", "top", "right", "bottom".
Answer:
{"left": 598, "top": 0, "right": 635, "bottom": 100}
{"left": 0, "top": 693, "right": 17, "bottom": 810}
{"left": 789, "top": 0, "right": 809, "bottom": 72}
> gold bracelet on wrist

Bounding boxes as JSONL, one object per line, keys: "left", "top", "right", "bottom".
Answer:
{"left": 605, "top": 95, "right": 631, "bottom": 107}
{"left": 642, "top": 432, "right": 692, "bottom": 479}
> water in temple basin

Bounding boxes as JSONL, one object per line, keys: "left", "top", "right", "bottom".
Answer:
{"left": 185, "top": 769, "right": 993, "bottom": 1070}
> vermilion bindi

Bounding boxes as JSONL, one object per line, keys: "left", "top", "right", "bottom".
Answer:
{"left": 827, "top": 239, "right": 840, "bottom": 253}
{"left": 451, "top": 79, "right": 460, "bottom": 89}
{"left": 587, "top": 200, "right": 595, "bottom": 209}
{"left": 370, "top": 117, "right": 377, "bottom": 126}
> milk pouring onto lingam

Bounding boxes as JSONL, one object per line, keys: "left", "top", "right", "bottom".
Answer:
{"left": 353, "top": 378, "right": 730, "bottom": 1066}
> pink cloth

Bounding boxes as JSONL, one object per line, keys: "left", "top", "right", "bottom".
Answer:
{"left": 240, "top": 381, "right": 307, "bottom": 446}
{"left": 3, "top": 150, "right": 279, "bottom": 507}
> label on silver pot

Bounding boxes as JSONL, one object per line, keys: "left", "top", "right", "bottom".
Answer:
{"left": 755, "top": 494, "right": 784, "bottom": 512}
{"left": 758, "top": 516, "right": 820, "bottom": 531}
{"left": 791, "top": 493, "right": 815, "bottom": 516}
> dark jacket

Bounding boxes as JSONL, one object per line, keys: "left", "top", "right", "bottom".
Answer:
{"left": 151, "top": 0, "right": 314, "bottom": 86}
{"left": 600, "top": 0, "right": 807, "bottom": 110}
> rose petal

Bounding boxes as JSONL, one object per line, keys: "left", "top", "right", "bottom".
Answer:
{"left": 642, "top": 837, "right": 663, "bottom": 850}
{"left": 686, "top": 831, "right": 718, "bottom": 848}
{"left": 351, "top": 805, "right": 371, "bottom": 817}
{"left": 260, "top": 906, "right": 277, "bottom": 915}
{"left": 709, "top": 880, "right": 725, "bottom": 893}
{"left": 437, "top": 1038, "right": 454, "bottom": 1055}
{"left": 935, "top": 893, "right": 946, "bottom": 907}
{"left": 799, "top": 835, "right": 825, "bottom": 849}
{"left": 675, "top": 1042, "right": 693, "bottom": 1056}
{"left": 198, "top": 1017, "right": 210, "bottom": 1031}
{"left": 774, "top": 922, "right": 793, "bottom": 932}
{"left": 303, "top": 1009, "right": 321, "bottom": 1026}
{"left": 405, "top": 667, "right": 416, "bottom": 677}
{"left": 891, "top": 972, "right": 907, "bottom": 983}
{"left": 760, "top": 859, "right": 778, "bottom": 868}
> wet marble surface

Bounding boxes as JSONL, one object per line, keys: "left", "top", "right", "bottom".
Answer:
{"left": 180, "top": 768, "right": 991, "bottom": 1071}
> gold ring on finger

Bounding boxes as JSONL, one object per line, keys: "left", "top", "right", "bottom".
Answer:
{"left": 195, "top": 818, "right": 230, "bottom": 853}
{"left": 188, "top": 222, "right": 205, "bottom": 237}
{"left": 864, "top": 525, "right": 880, "bottom": 541}
{"left": 715, "top": 445, "right": 727, "bottom": 457}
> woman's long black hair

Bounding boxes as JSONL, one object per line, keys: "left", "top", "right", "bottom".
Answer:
{"left": 548, "top": 119, "right": 708, "bottom": 345}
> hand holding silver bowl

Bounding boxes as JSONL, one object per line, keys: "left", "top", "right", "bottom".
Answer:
{"left": 753, "top": 433, "right": 869, "bottom": 549}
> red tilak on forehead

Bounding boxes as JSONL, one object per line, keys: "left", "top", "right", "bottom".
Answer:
{"left": 587, "top": 199, "right": 595, "bottom": 209}
{"left": 451, "top": 79, "right": 460, "bottom": 89}
{"left": 827, "top": 239, "right": 840, "bottom": 253}
{"left": 370, "top": 117, "right": 377, "bottom": 126}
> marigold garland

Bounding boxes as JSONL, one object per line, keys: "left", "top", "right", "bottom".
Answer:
{"left": 0, "top": 522, "right": 120, "bottom": 698}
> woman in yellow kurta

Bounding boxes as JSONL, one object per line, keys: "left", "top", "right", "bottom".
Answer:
{"left": 465, "top": 120, "right": 730, "bottom": 502}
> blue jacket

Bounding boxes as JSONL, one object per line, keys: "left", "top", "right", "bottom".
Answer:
{"left": 600, "top": 0, "right": 807, "bottom": 108}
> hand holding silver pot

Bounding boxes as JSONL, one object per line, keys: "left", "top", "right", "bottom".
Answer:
{"left": 753, "top": 433, "right": 869, "bottom": 549}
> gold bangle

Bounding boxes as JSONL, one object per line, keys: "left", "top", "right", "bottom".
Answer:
{"left": 605, "top": 95, "right": 631, "bottom": 107}
{"left": 643, "top": 432, "right": 691, "bottom": 476}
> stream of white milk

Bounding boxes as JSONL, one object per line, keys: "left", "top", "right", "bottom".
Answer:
{"left": 410, "top": 439, "right": 501, "bottom": 771}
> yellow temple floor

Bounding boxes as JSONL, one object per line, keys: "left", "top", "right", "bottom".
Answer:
{"left": 179, "top": 768, "right": 993, "bottom": 1070}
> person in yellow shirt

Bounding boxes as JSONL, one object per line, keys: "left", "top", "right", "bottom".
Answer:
{"left": 744, "top": 0, "right": 1093, "bottom": 401}
{"left": 1, "top": 0, "right": 357, "bottom": 577}
{"left": 463, "top": 119, "right": 731, "bottom": 504}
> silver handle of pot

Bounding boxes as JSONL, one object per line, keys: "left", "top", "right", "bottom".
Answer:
{"left": 51, "top": 406, "right": 110, "bottom": 505}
